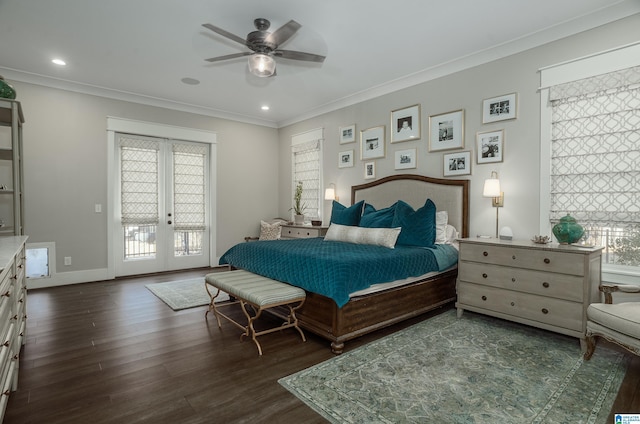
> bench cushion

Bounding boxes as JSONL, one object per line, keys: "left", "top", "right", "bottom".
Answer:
{"left": 205, "top": 270, "right": 305, "bottom": 307}
{"left": 587, "top": 302, "right": 640, "bottom": 339}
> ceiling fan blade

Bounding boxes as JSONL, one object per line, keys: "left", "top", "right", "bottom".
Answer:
{"left": 265, "top": 20, "right": 301, "bottom": 46}
{"left": 205, "top": 52, "right": 252, "bottom": 63}
{"left": 202, "top": 23, "right": 247, "bottom": 47}
{"left": 274, "top": 49, "right": 325, "bottom": 63}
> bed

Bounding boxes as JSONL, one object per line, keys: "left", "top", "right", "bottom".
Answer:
{"left": 221, "top": 174, "right": 469, "bottom": 353}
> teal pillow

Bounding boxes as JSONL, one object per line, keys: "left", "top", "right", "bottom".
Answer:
{"left": 330, "top": 200, "right": 365, "bottom": 226}
{"left": 392, "top": 199, "right": 437, "bottom": 247}
{"left": 360, "top": 202, "right": 397, "bottom": 228}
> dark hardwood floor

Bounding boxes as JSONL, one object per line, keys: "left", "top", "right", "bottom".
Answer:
{"left": 4, "top": 268, "right": 639, "bottom": 423}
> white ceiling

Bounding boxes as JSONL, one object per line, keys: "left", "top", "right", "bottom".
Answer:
{"left": 1, "top": 0, "right": 638, "bottom": 128}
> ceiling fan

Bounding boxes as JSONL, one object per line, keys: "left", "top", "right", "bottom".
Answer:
{"left": 202, "top": 18, "right": 326, "bottom": 77}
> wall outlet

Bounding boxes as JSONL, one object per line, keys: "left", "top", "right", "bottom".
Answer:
{"left": 64, "top": 256, "right": 72, "bottom": 266}
{"left": 95, "top": 203, "right": 102, "bottom": 213}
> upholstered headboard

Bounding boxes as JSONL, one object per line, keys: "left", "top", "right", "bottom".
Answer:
{"left": 352, "top": 174, "right": 469, "bottom": 238}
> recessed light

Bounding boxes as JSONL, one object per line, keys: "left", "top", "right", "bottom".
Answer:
{"left": 52, "top": 59, "right": 66, "bottom": 66}
{"left": 181, "top": 77, "right": 200, "bottom": 85}
{"left": 261, "top": 105, "right": 270, "bottom": 111}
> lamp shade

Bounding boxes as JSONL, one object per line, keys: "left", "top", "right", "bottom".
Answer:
{"left": 324, "top": 188, "right": 336, "bottom": 200}
{"left": 248, "top": 54, "right": 276, "bottom": 77}
{"left": 483, "top": 178, "right": 501, "bottom": 198}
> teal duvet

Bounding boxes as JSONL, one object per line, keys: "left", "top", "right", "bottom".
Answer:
{"left": 219, "top": 238, "right": 458, "bottom": 308}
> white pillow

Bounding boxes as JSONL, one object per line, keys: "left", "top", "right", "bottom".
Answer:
{"left": 324, "top": 223, "right": 401, "bottom": 249}
{"left": 258, "top": 220, "right": 282, "bottom": 240}
{"left": 435, "top": 211, "right": 448, "bottom": 244}
{"left": 444, "top": 224, "right": 458, "bottom": 244}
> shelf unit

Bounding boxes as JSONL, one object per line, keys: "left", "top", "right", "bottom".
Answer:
{"left": 0, "top": 100, "right": 24, "bottom": 236}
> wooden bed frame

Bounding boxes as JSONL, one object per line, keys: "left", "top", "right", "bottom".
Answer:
{"left": 287, "top": 174, "right": 469, "bottom": 354}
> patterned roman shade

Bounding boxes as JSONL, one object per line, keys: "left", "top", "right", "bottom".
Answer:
{"left": 292, "top": 139, "right": 321, "bottom": 219}
{"left": 172, "top": 142, "right": 208, "bottom": 232}
{"left": 549, "top": 65, "right": 640, "bottom": 228}
{"left": 119, "top": 134, "right": 160, "bottom": 225}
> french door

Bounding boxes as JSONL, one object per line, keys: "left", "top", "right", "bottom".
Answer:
{"left": 114, "top": 133, "right": 210, "bottom": 276}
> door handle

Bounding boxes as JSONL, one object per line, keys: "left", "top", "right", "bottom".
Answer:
{"left": 167, "top": 220, "right": 172, "bottom": 225}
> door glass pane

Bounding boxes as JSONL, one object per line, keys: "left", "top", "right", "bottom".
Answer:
{"left": 123, "top": 224, "right": 157, "bottom": 259}
{"left": 174, "top": 230, "right": 203, "bottom": 256}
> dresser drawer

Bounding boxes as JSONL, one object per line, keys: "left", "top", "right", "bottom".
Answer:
{"left": 458, "top": 262, "right": 584, "bottom": 302}
{"left": 457, "top": 282, "right": 583, "bottom": 332}
{"left": 459, "top": 243, "right": 585, "bottom": 275}
{"left": 282, "top": 226, "right": 326, "bottom": 239}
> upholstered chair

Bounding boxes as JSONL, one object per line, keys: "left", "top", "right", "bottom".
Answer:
{"left": 584, "top": 283, "right": 640, "bottom": 360}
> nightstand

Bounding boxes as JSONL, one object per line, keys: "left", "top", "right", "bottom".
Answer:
{"left": 281, "top": 224, "right": 328, "bottom": 239}
{"left": 456, "top": 238, "right": 603, "bottom": 351}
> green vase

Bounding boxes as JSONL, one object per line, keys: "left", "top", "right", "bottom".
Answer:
{"left": 552, "top": 214, "right": 584, "bottom": 244}
{"left": 0, "top": 76, "right": 16, "bottom": 99}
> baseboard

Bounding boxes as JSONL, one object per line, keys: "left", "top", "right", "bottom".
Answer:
{"left": 27, "top": 268, "right": 110, "bottom": 290}
{"left": 26, "top": 265, "right": 229, "bottom": 290}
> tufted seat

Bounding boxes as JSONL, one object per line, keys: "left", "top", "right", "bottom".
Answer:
{"left": 584, "top": 284, "right": 640, "bottom": 360}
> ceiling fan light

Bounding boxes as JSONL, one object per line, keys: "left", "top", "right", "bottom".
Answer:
{"left": 248, "top": 54, "right": 275, "bottom": 77}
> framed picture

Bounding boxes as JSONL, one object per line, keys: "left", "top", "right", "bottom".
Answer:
{"left": 394, "top": 148, "right": 417, "bottom": 170}
{"left": 338, "top": 149, "right": 354, "bottom": 168}
{"left": 429, "top": 109, "right": 465, "bottom": 152}
{"left": 360, "top": 126, "right": 386, "bottom": 160}
{"left": 443, "top": 151, "right": 471, "bottom": 177}
{"left": 364, "top": 161, "right": 376, "bottom": 179}
{"left": 476, "top": 129, "right": 504, "bottom": 164}
{"left": 339, "top": 124, "right": 356, "bottom": 144}
{"left": 390, "top": 104, "right": 421, "bottom": 143}
{"left": 482, "top": 93, "right": 517, "bottom": 123}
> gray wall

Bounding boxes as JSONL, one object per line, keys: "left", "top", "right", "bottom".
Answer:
{"left": 278, "top": 14, "right": 640, "bottom": 239}
{"left": 15, "top": 82, "right": 279, "bottom": 280}
{"left": 14, "top": 13, "right": 640, "bottom": 285}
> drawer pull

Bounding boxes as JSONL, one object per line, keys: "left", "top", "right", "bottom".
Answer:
{"left": 3, "top": 341, "right": 9, "bottom": 347}
{"left": 510, "top": 302, "right": 515, "bottom": 306}
{"left": 482, "top": 273, "right": 488, "bottom": 279}
{"left": 544, "top": 258, "right": 550, "bottom": 264}
{"left": 542, "top": 308, "right": 549, "bottom": 314}
{"left": 512, "top": 255, "right": 516, "bottom": 260}
{"left": 542, "top": 282, "right": 550, "bottom": 288}
{"left": 483, "top": 251, "right": 488, "bottom": 257}
{"left": 511, "top": 278, "right": 516, "bottom": 283}
{"left": 2, "top": 291, "right": 9, "bottom": 297}
{"left": 481, "top": 295, "right": 487, "bottom": 301}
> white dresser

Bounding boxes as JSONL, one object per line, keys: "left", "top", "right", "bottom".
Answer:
{"left": 0, "top": 236, "right": 27, "bottom": 421}
{"left": 281, "top": 224, "right": 328, "bottom": 239}
{"left": 456, "top": 238, "right": 602, "bottom": 351}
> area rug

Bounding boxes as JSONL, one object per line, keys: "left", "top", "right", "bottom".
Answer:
{"left": 279, "top": 310, "right": 628, "bottom": 424}
{"left": 146, "top": 278, "right": 227, "bottom": 311}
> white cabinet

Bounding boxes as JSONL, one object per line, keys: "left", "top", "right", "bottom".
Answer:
{"left": 0, "top": 236, "right": 27, "bottom": 421}
{"left": 0, "top": 100, "right": 24, "bottom": 236}
{"left": 281, "top": 224, "right": 328, "bottom": 239}
{"left": 456, "top": 238, "right": 602, "bottom": 351}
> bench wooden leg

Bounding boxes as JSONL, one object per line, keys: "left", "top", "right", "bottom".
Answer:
{"left": 204, "top": 283, "right": 223, "bottom": 328}
{"left": 239, "top": 300, "right": 265, "bottom": 355}
{"left": 287, "top": 301, "right": 306, "bottom": 342}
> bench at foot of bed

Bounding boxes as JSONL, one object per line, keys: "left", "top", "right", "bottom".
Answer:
{"left": 204, "top": 270, "right": 306, "bottom": 355}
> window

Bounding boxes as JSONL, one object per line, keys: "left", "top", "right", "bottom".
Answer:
{"left": 540, "top": 43, "right": 640, "bottom": 268}
{"left": 26, "top": 242, "right": 56, "bottom": 279}
{"left": 291, "top": 129, "right": 323, "bottom": 221}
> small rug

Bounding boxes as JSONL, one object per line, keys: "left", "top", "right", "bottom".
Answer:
{"left": 146, "top": 278, "right": 228, "bottom": 311}
{"left": 279, "top": 310, "right": 628, "bottom": 423}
